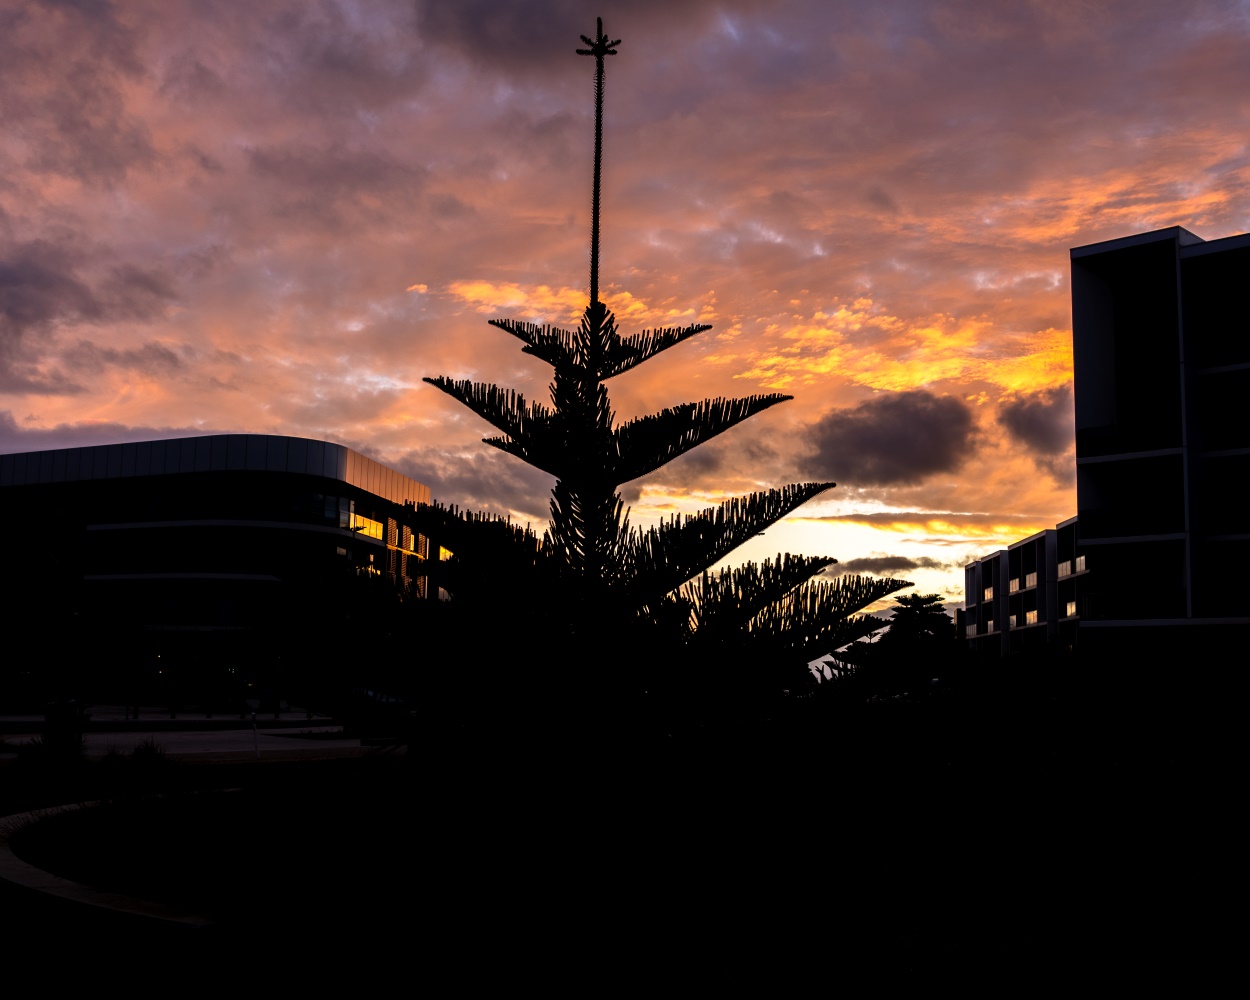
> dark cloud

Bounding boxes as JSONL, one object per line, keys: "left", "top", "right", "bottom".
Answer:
{"left": 428, "top": 193, "right": 476, "bottom": 221}
{"left": 61, "top": 340, "right": 185, "bottom": 376}
{"left": 864, "top": 186, "right": 899, "bottom": 214}
{"left": 1, "top": 0, "right": 156, "bottom": 185}
{"left": 1, "top": 241, "right": 176, "bottom": 339}
{"left": 0, "top": 366, "right": 86, "bottom": 396}
{"left": 257, "top": 1, "right": 426, "bottom": 114}
{"left": 622, "top": 438, "right": 728, "bottom": 504}
{"left": 247, "top": 143, "right": 422, "bottom": 193}
{"left": 0, "top": 409, "right": 213, "bottom": 453}
{"left": 393, "top": 445, "right": 554, "bottom": 521}
{"left": 416, "top": 1, "right": 761, "bottom": 76}
{"left": 0, "top": 240, "right": 93, "bottom": 391}
{"left": 810, "top": 510, "right": 1048, "bottom": 528}
{"left": 0, "top": 240, "right": 177, "bottom": 392}
{"left": 825, "top": 554, "right": 953, "bottom": 576}
{"left": 997, "top": 385, "right": 1073, "bottom": 456}
{"left": 0, "top": 240, "right": 98, "bottom": 341}
{"left": 245, "top": 143, "right": 427, "bottom": 229}
{"left": 804, "top": 390, "right": 976, "bottom": 486}
{"left": 1036, "top": 453, "right": 1076, "bottom": 489}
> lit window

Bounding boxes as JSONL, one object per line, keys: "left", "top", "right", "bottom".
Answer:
{"left": 1025, "top": 609, "right": 1038, "bottom": 625}
{"left": 1066, "top": 601, "right": 1077, "bottom": 617}
{"left": 984, "top": 587, "right": 994, "bottom": 601}
{"left": 348, "top": 512, "right": 383, "bottom": 540}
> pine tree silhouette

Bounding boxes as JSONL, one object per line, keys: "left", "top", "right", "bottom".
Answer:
{"left": 423, "top": 19, "right": 906, "bottom": 719}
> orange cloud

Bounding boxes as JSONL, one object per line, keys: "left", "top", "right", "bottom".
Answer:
{"left": 729, "top": 296, "right": 1072, "bottom": 395}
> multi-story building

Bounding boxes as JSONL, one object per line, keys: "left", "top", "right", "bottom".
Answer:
{"left": 963, "top": 548, "right": 1008, "bottom": 655}
{"left": 0, "top": 433, "right": 439, "bottom": 707}
{"left": 963, "top": 526, "right": 1061, "bottom": 655}
{"left": 965, "top": 225, "right": 1250, "bottom": 657}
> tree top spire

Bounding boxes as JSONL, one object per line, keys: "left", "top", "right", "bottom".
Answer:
{"left": 576, "top": 17, "right": 620, "bottom": 62}
{"left": 576, "top": 17, "right": 620, "bottom": 307}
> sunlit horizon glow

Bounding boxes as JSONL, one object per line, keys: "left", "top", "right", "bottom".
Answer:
{"left": 3, "top": 1, "right": 1248, "bottom": 612}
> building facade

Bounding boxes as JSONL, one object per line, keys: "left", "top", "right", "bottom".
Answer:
{"left": 964, "top": 226, "right": 1250, "bottom": 657}
{"left": 0, "top": 434, "right": 440, "bottom": 707}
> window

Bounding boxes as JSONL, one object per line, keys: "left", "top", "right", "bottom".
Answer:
{"left": 1009, "top": 578, "right": 1020, "bottom": 593}
{"left": 348, "top": 512, "right": 383, "bottom": 540}
{"left": 1025, "top": 572, "right": 1037, "bottom": 588}
{"left": 1025, "top": 609, "right": 1038, "bottom": 625}
{"left": 1058, "top": 561, "right": 1071, "bottom": 578}
{"left": 1066, "top": 601, "right": 1077, "bottom": 618}
{"left": 1075, "top": 555, "right": 1086, "bottom": 572}
{"left": 984, "top": 587, "right": 994, "bottom": 601}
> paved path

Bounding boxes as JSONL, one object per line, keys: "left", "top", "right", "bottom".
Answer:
{"left": 0, "top": 706, "right": 367, "bottom": 759}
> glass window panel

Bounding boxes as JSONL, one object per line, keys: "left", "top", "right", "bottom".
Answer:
{"left": 210, "top": 435, "right": 228, "bottom": 470}
{"left": 227, "top": 435, "right": 247, "bottom": 469}
{"left": 52, "top": 449, "right": 67, "bottom": 482}
{"left": 267, "top": 436, "right": 287, "bottom": 472}
{"left": 246, "top": 435, "right": 266, "bottom": 470}
{"left": 307, "top": 439, "right": 324, "bottom": 476}
{"left": 180, "top": 438, "right": 196, "bottom": 473}
{"left": 120, "top": 443, "right": 136, "bottom": 477}
{"left": 134, "top": 441, "right": 150, "bottom": 477}
{"left": 195, "top": 436, "right": 211, "bottom": 472}
{"left": 40, "top": 450, "right": 55, "bottom": 482}
{"left": 288, "top": 437, "right": 308, "bottom": 474}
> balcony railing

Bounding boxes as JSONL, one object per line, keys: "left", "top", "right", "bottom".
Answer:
{"left": 1058, "top": 560, "right": 1071, "bottom": 578}
{"left": 1009, "top": 578, "right": 1020, "bottom": 593}
{"left": 1025, "top": 571, "right": 1037, "bottom": 588}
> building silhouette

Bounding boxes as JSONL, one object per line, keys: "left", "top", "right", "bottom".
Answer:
{"left": 0, "top": 434, "right": 438, "bottom": 708}
{"left": 963, "top": 226, "right": 1250, "bottom": 657}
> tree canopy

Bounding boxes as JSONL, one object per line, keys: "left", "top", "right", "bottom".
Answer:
{"left": 421, "top": 19, "right": 908, "bottom": 725}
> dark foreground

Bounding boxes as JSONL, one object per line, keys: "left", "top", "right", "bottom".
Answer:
{"left": 0, "top": 690, "right": 1234, "bottom": 980}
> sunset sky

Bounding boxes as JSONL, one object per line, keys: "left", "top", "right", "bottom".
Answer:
{"left": 3, "top": 0, "right": 1249, "bottom": 610}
